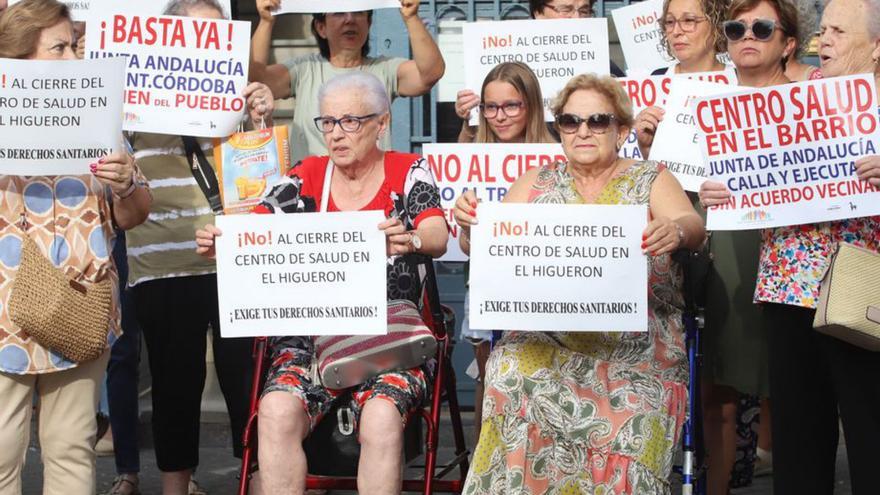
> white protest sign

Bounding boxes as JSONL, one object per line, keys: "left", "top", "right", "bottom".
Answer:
{"left": 648, "top": 78, "right": 738, "bottom": 191}
{"left": 695, "top": 74, "right": 880, "bottom": 230}
{"left": 12, "top": 0, "right": 234, "bottom": 21}
{"left": 86, "top": 14, "right": 250, "bottom": 137}
{"left": 423, "top": 142, "right": 566, "bottom": 261}
{"left": 86, "top": 0, "right": 234, "bottom": 17}
{"left": 0, "top": 58, "right": 124, "bottom": 176}
{"left": 463, "top": 18, "right": 610, "bottom": 123}
{"left": 611, "top": 0, "right": 674, "bottom": 73}
{"left": 617, "top": 71, "right": 737, "bottom": 163}
{"left": 275, "top": 0, "right": 399, "bottom": 14}
{"left": 215, "top": 211, "right": 388, "bottom": 338}
{"left": 437, "top": 20, "right": 465, "bottom": 103}
{"left": 469, "top": 203, "right": 648, "bottom": 332}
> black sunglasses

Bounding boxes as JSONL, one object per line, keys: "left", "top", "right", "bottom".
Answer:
{"left": 555, "top": 113, "right": 618, "bottom": 134}
{"left": 723, "top": 19, "right": 778, "bottom": 42}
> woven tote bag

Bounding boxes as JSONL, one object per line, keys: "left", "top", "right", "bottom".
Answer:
{"left": 8, "top": 235, "right": 112, "bottom": 362}
{"left": 315, "top": 299, "right": 437, "bottom": 389}
{"left": 814, "top": 242, "right": 880, "bottom": 350}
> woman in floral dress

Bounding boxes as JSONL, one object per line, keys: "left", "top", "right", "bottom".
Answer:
{"left": 454, "top": 74, "right": 706, "bottom": 494}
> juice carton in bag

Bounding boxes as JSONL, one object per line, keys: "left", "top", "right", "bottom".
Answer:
{"left": 214, "top": 126, "right": 291, "bottom": 214}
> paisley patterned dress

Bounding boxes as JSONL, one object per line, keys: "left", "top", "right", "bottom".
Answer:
{"left": 463, "top": 160, "right": 688, "bottom": 495}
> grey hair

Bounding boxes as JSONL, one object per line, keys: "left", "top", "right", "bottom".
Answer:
{"left": 317, "top": 72, "right": 391, "bottom": 115}
{"left": 864, "top": 0, "right": 880, "bottom": 40}
{"left": 162, "top": 0, "right": 228, "bottom": 19}
{"left": 822, "top": 0, "right": 880, "bottom": 43}
{"left": 794, "top": 0, "right": 819, "bottom": 57}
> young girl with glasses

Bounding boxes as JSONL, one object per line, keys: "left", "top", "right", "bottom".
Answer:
{"left": 452, "top": 62, "right": 555, "bottom": 443}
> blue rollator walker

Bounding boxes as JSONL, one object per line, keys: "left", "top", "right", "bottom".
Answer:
{"left": 673, "top": 249, "right": 709, "bottom": 495}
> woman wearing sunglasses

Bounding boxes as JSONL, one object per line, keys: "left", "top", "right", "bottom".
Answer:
{"left": 452, "top": 61, "right": 555, "bottom": 443}
{"left": 459, "top": 74, "right": 705, "bottom": 494}
{"left": 701, "top": 0, "right": 880, "bottom": 493}
{"left": 641, "top": 2, "right": 797, "bottom": 493}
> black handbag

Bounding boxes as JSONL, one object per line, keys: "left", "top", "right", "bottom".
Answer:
{"left": 302, "top": 391, "right": 423, "bottom": 476}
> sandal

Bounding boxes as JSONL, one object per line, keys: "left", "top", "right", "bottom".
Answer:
{"left": 106, "top": 474, "right": 140, "bottom": 495}
{"left": 188, "top": 479, "right": 208, "bottom": 495}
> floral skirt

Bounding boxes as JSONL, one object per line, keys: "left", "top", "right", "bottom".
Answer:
{"left": 262, "top": 336, "right": 428, "bottom": 431}
{"left": 463, "top": 331, "right": 688, "bottom": 495}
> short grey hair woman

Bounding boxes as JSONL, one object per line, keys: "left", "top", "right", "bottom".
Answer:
{"left": 196, "top": 72, "right": 450, "bottom": 494}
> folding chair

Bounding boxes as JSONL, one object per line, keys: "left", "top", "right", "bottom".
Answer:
{"left": 673, "top": 249, "right": 710, "bottom": 495}
{"left": 236, "top": 256, "right": 470, "bottom": 495}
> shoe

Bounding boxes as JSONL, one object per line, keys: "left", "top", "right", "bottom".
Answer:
{"left": 754, "top": 447, "right": 773, "bottom": 477}
{"left": 106, "top": 474, "right": 140, "bottom": 495}
{"left": 95, "top": 428, "right": 114, "bottom": 456}
{"left": 188, "top": 479, "right": 208, "bottom": 495}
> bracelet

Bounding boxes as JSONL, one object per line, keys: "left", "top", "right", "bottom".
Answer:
{"left": 115, "top": 180, "right": 137, "bottom": 200}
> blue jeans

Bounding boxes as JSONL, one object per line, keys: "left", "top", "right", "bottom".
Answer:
{"left": 108, "top": 232, "right": 141, "bottom": 475}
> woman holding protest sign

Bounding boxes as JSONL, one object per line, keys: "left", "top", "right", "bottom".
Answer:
{"left": 452, "top": 61, "right": 555, "bottom": 440}
{"left": 196, "top": 72, "right": 449, "bottom": 495}
{"left": 455, "top": 73, "right": 705, "bottom": 494}
{"left": 634, "top": 0, "right": 730, "bottom": 157}
{"left": 250, "top": 0, "right": 445, "bottom": 164}
{"left": 700, "top": 0, "right": 880, "bottom": 492}
{"left": 0, "top": 1, "right": 151, "bottom": 493}
{"left": 637, "top": 1, "right": 798, "bottom": 490}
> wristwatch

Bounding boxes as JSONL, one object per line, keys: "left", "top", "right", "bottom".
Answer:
{"left": 409, "top": 232, "right": 422, "bottom": 252}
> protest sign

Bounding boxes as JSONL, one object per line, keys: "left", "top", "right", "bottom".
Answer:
{"left": 695, "top": 74, "right": 880, "bottom": 230}
{"left": 0, "top": 58, "right": 124, "bottom": 176}
{"left": 437, "top": 20, "right": 465, "bottom": 103}
{"left": 86, "top": 14, "right": 250, "bottom": 137}
{"left": 468, "top": 203, "right": 648, "bottom": 332}
{"left": 617, "top": 71, "right": 736, "bottom": 163}
{"left": 647, "top": 77, "right": 737, "bottom": 191}
{"left": 423, "top": 143, "right": 566, "bottom": 261}
{"left": 463, "top": 18, "right": 609, "bottom": 122}
{"left": 611, "top": 0, "right": 674, "bottom": 73}
{"left": 274, "top": 0, "right": 399, "bottom": 14}
{"left": 13, "top": 0, "right": 234, "bottom": 21}
{"left": 215, "top": 211, "right": 388, "bottom": 338}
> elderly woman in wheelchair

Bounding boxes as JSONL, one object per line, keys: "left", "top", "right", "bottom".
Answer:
{"left": 196, "top": 71, "right": 449, "bottom": 495}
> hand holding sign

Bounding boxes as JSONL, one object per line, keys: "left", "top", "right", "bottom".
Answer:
{"left": 90, "top": 150, "right": 136, "bottom": 196}
{"left": 257, "top": 0, "right": 280, "bottom": 22}
{"left": 635, "top": 106, "right": 665, "bottom": 157}
{"left": 855, "top": 155, "right": 880, "bottom": 186}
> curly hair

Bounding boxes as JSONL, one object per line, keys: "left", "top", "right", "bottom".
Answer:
{"left": 551, "top": 73, "right": 635, "bottom": 129}
{"left": 658, "top": 0, "right": 730, "bottom": 60}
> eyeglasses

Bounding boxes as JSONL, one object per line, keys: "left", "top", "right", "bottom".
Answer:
{"left": 723, "top": 19, "right": 778, "bottom": 42}
{"left": 663, "top": 15, "right": 708, "bottom": 33}
{"left": 480, "top": 101, "right": 525, "bottom": 119}
{"left": 543, "top": 2, "right": 592, "bottom": 17}
{"left": 313, "top": 113, "right": 378, "bottom": 134}
{"left": 555, "top": 113, "right": 618, "bottom": 134}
